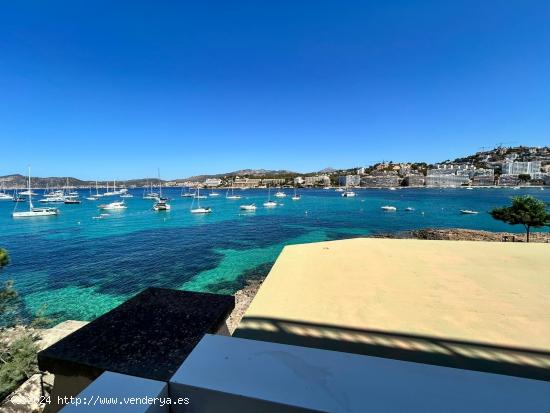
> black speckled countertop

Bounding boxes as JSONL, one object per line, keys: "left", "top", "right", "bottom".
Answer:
{"left": 38, "top": 287, "right": 235, "bottom": 381}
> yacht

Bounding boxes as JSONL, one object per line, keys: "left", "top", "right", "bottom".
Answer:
{"left": 0, "top": 182, "right": 13, "bottom": 200}
{"left": 190, "top": 187, "right": 212, "bottom": 214}
{"left": 120, "top": 193, "right": 133, "bottom": 198}
{"left": 389, "top": 187, "right": 397, "bottom": 191}
{"left": 12, "top": 167, "right": 59, "bottom": 217}
{"left": 240, "top": 204, "right": 257, "bottom": 211}
{"left": 405, "top": 207, "right": 415, "bottom": 211}
{"left": 153, "top": 171, "right": 171, "bottom": 211}
{"left": 143, "top": 182, "right": 159, "bottom": 199}
{"left": 274, "top": 191, "right": 287, "bottom": 198}
{"left": 381, "top": 205, "right": 397, "bottom": 211}
{"left": 181, "top": 187, "right": 195, "bottom": 198}
{"left": 335, "top": 187, "right": 345, "bottom": 192}
{"left": 263, "top": 187, "right": 277, "bottom": 208}
{"left": 460, "top": 209, "right": 479, "bottom": 215}
{"left": 64, "top": 195, "right": 81, "bottom": 204}
{"left": 226, "top": 184, "right": 242, "bottom": 199}
{"left": 341, "top": 190, "right": 356, "bottom": 197}
{"left": 98, "top": 201, "right": 127, "bottom": 210}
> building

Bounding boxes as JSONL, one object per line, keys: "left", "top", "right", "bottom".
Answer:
{"left": 501, "top": 161, "right": 542, "bottom": 176}
{"left": 262, "top": 178, "right": 286, "bottom": 186}
{"left": 402, "top": 174, "right": 425, "bottom": 187}
{"left": 361, "top": 171, "right": 401, "bottom": 188}
{"left": 498, "top": 174, "right": 520, "bottom": 186}
{"left": 471, "top": 175, "right": 495, "bottom": 186}
{"left": 337, "top": 175, "right": 361, "bottom": 187}
{"left": 204, "top": 178, "right": 222, "bottom": 187}
{"left": 303, "top": 175, "right": 331, "bottom": 187}
{"left": 425, "top": 174, "right": 470, "bottom": 187}
{"left": 293, "top": 176, "right": 305, "bottom": 186}
{"left": 232, "top": 178, "right": 261, "bottom": 188}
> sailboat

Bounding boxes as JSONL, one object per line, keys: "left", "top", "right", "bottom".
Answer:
{"left": 274, "top": 190, "right": 287, "bottom": 198}
{"left": 263, "top": 187, "right": 277, "bottom": 208}
{"left": 181, "top": 187, "right": 194, "bottom": 198}
{"left": 226, "top": 183, "right": 242, "bottom": 199}
{"left": 63, "top": 178, "right": 81, "bottom": 204}
{"left": 291, "top": 187, "right": 301, "bottom": 201}
{"left": 153, "top": 170, "right": 171, "bottom": 211}
{"left": 190, "top": 187, "right": 212, "bottom": 213}
{"left": 143, "top": 182, "right": 159, "bottom": 199}
{"left": 341, "top": 187, "right": 356, "bottom": 197}
{"left": 12, "top": 167, "right": 59, "bottom": 217}
{"left": 209, "top": 188, "right": 220, "bottom": 197}
{"left": 0, "top": 181, "right": 14, "bottom": 200}
{"left": 86, "top": 181, "right": 102, "bottom": 200}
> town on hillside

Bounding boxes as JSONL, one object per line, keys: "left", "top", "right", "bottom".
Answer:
{"left": 1, "top": 146, "right": 550, "bottom": 190}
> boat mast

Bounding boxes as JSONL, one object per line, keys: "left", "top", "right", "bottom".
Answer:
{"left": 28, "top": 166, "right": 33, "bottom": 211}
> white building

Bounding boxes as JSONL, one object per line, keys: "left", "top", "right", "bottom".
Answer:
{"left": 425, "top": 174, "right": 470, "bottom": 187}
{"left": 303, "top": 175, "right": 331, "bottom": 187}
{"left": 204, "top": 178, "right": 222, "bottom": 187}
{"left": 338, "top": 175, "right": 361, "bottom": 187}
{"left": 501, "top": 161, "right": 542, "bottom": 176}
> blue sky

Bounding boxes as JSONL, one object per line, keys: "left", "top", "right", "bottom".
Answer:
{"left": 1, "top": 1, "right": 549, "bottom": 180}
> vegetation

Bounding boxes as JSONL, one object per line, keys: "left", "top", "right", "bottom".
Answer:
{"left": 0, "top": 248, "right": 40, "bottom": 402}
{"left": 518, "top": 174, "right": 531, "bottom": 183}
{"left": 490, "top": 196, "right": 550, "bottom": 242}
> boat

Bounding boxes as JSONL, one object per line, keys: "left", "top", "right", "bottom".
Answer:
{"left": 466, "top": 187, "right": 474, "bottom": 190}
{"left": 240, "top": 204, "right": 257, "bottom": 211}
{"left": 405, "top": 207, "right": 415, "bottom": 211}
{"left": 381, "top": 206, "right": 397, "bottom": 211}
{"left": 143, "top": 182, "right": 159, "bottom": 199}
{"left": 12, "top": 167, "right": 59, "bottom": 217}
{"left": 274, "top": 191, "right": 287, "bottom": 198}
{"left": 263, "top": 187, "right": 277, "bottom": 208}
{"left": 341, "top": 189, "right": 356, "bottom": 197}
{"left": 98, "top": 201, "right": 127, "bottom": 210}
{"left": 209, "top": 189, "right": 220, "bottom": 197}
{"left": 181, "top": 187, "right": 195, "bottom": 198}
{"left": 226, "top": 184, "right": 242, "bottom": 199}
{"left": 120, "top": 192, "right": 133, "bottom": 198}
{"left": 64, "top": 195, "right": 81, "bottom": 204}
{"left": 335, "top": 187, "right": 345, "bottom": 192}
{"left": 291, "top": 187, "right": 301, "bottom": 200}
{"left": 190, "top": 187, "right": 212, "bottom": 214}
{"left": 460, "top": 209, "right": 479, "bottom": 215}
{"left": 389, "top": 187, "right": 397, "bottom": 191}
{"left": 153, "top": 171, "right": 171, "bottom": 211}
{"left": 0, "top": 181, "right": 13, "bottom": 200}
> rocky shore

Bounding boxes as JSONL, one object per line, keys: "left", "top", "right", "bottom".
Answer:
{"left": 408, "top": 228, "right": 550, "bottom": 243}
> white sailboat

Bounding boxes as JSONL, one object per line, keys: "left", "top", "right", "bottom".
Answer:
{"left": 190, "top": 187, "right": 212, "bottom": 213}
{"left": 341, "top": 188, "right": 356, "bottom": 197}
{"left": 263, "top": 187, "right": 277, "bottom": 208}
{"left": 0, "top": 181, "right": 13, "bottom": 200}
{"left": 143, "top": 182, "right": 159, "bottom": 199}
{"left": 153, "top": 170, "right": 171, "bottom": 211}
{"left": 226, "top": 183, "right": 242, "bottom": 199}
{"left": 274, "top": 190, "right": 287, "bottom": 198}
{"left": 209, "top": 188, "right": 220, "bottom": 197}
{"left": 291, "top": 187, "right": 301, "bottom": 201}
{"left": 12, "top": 167, "right": 59, "bottom": 217}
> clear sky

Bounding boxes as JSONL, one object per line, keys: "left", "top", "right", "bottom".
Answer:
{"left": 1, "top": 1, "right": 549, "bottom": 180}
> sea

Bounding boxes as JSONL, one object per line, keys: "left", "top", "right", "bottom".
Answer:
{"left": 0, "top": 187, "right": 548, "bottom": 325}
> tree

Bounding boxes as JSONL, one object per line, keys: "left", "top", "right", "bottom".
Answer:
{"left": 490, "top": 196, "right": 550, "bottom": 242}
{"left": 518, "top": 174, "right": 531, "bottom": 183}
{"left": 0, "top": 249, "right": 8, "bottom": 268}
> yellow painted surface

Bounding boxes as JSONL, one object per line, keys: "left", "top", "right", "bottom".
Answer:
{"left": 237, "top": 238, "right": 550, "bottom": 352}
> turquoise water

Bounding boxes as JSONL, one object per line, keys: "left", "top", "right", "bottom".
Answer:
{"left": 0, "top": 187, "right": 548, "bottom": 325}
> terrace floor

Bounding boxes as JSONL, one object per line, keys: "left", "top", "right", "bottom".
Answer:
{"left": 234, "top": 238, "right": 550, "bottom": 380}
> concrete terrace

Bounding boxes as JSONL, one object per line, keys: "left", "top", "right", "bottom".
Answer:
{"left": 235, "top": 238, "right": 550, "bottom": 379}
